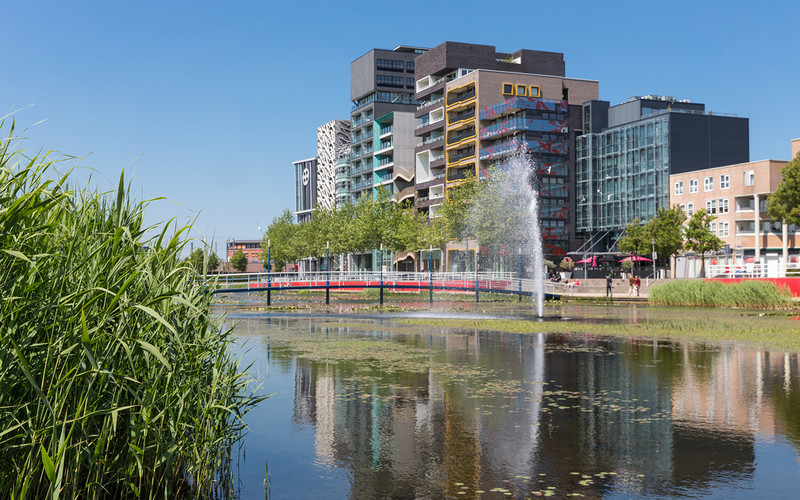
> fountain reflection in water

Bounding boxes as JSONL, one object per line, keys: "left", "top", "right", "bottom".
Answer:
{"left": 468, "top": 146, "right": 545, "bottom": 316}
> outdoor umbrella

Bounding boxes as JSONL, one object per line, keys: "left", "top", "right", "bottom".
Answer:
{"left": 576, "top": 256, "right": 597, "bottom": 266}
{"left": 618, "top": 256, "right": 652, "bottom": 262}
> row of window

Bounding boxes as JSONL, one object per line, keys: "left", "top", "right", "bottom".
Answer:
{"left": 376, "top": 75, "right": 413, "bottom": 88}
{"left": 675, "top": 174, "right": 729, "bottom": 195}
{"left": 501, "top": 83, "right": 542, "bottom": 98}
{"left": 674, "top": 170, "right": 756, "bottom": 196}
{"left": 679, "top": 198, "right": 730, "bottom": 216}
{"left": 376, "top": 59, "right": 414, "bottom": 72}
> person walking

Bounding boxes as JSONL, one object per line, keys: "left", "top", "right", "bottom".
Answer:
{"left": 628, "top": 274, "right": 635, "bottom": 296}
{"left": 606, "top": 274, "right": 613, "bottom": 297}
{"left": 634, "top": 275, "right": 641, "bottom": 296}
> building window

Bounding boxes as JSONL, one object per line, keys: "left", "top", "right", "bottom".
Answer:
{"left": 720, "top": 174, "right": 730, "bottom": 189}
{"left": 516, "top": 84, "right": 527, "bottom": 96}
{"left": 406, "top": 77, "right": 414, "bottom": 89}
{"left": 687, "top": 203, "right": 694, "bottom": 216}
{"left": 744, "top": 170, "right": 754, "bottom": 186}
{"left": 376, "top": 59, "right": 404, "bottom": 71}
{"left": 689, "top": 179, "right": 698, "bottom": 193}
{"left": 680, "top": 203, "right": 686, "bottom": 214}
{"left": 502, "top": 83, "right": 514, "bottom": 95}
{"left": 719, "top": 198, "right": 729, "bottom": 214}
{"left": 709, "top": 222, "right": 716, "bottom": 234}
{"left": 719, "top": 222, "right": 729, "bottom": 237}
{"left": 704, "top": 176, "right": 713, "bottom": 192}
{"left": 706, "top": 199, "right": 716, "bottom": 214}
{"left": 376, "top": 75, "right": 405, "bottom": 87}
{"left": 530, "top": 85, "right": 541, "bottom": 97}
{"left": 674, "top": 181, "right": 683, "bottom": 195}
{"left": 406, "top": 61, "right": 414, "bottom": 72}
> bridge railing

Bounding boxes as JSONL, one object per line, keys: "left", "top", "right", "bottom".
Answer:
{"left": 209, "top": 270, "right": 572, "bottom": 295}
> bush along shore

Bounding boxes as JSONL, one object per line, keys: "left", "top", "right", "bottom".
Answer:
{"left": 648, "top": 279, "right": 792, "bottom": 308}
{"left": 0, "top": 130, "right": 263, "bottom": 498}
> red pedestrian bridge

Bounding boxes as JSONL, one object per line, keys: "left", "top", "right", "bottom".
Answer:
{"left": 212, "top": 271, "right": 568, "bottom": 304}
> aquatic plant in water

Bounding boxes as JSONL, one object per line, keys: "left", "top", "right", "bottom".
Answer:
{"left": 0, "top": 126, "right": 262, "bottom": 498}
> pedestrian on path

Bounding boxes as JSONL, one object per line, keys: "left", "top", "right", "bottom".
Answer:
{"left": 628, "top": 275, "right": 635, "bottom": 295}
{"left": 606, "top": 275, "right": 612, "bottom": 297}
{"left": 634, "top": 275, "right": 641, "bottom": 296}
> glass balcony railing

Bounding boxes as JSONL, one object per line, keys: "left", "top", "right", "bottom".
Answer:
{"left": 479, "top": 118, "right": 567, "bottom": 140}
{"left": 417, "top": 95, "right": 445, "bottom": 111}
{"left": 448, "top": 147, "right": 475, "bottom": 163}
{"left": 379, "top": 126, "right": 393, "bottom": 135}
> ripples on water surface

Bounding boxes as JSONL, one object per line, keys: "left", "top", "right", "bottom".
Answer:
{"left": 224, "top": 303, "right": 800, "bottom": 499}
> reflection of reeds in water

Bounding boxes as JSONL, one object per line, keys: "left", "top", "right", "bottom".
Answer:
{"left": 0, "top": 127, "right": 262, "bottom": 498}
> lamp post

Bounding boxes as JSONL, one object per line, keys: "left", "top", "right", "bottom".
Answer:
{"left": 267, "top": 239, "right": 271, "bottom": 306}
{"left": 475, "top": 246, "right": 479, "bottom": 303}
{"left": 518, "top": 247, "right": 522, "bottom": 302}
{"left": 326, "top": 241, "right": 330, "bottom": 305}
{"left": 429, "top": 247, "right": 433, "bottom": 305}
{"left": 379, "top": 244, "right": 384, "bottom": 306}
{"left": 651, "top": 238, "right": 656, "bottom": 279}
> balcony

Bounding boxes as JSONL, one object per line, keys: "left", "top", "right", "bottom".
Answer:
{"left": 418, "top": 135, "right": 445, "bottom": 147}
{"left": 379, "top": 125, "right": 393, "bottom": 136}
{"left": 480, "top": 118, "right": 567, "bottom": 140}
{"left": 447, "top": 87, "right": 476, "bottom": 106}
{"left": 417, "top": 95, "right": 445, "bottom": 111}
{"left": 447, "top": 127, "right": 476, "bottom": 146}
{"left": 448, "top": 146, "right": 476, "bottom": 164}
{"left": 479, "top": 139, "right": 568, "bottom": 161}
{"left": 479, "top": 96, "right": 566, "bottom": 120}
{"left": 447, "top": 108, "right": 475, "bottom": 126}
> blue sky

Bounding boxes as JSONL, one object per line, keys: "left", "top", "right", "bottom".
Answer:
{"left": 3, "top": 1, "right": 798, "bottom": 253}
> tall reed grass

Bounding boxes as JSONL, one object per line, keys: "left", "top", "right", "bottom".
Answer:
{"left": 0, "top": 126, "right": 262, "bottom": 498}
{"left": 648, "top": 279, "right": 792, "bottom": 308}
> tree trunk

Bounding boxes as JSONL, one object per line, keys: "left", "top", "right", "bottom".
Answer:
{"left": 699, "top": 252, "right": 706, "bottom": 278}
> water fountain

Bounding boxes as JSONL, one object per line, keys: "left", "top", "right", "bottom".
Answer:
{"left": 467, "top": 146, "right": 546, "bottom": 317}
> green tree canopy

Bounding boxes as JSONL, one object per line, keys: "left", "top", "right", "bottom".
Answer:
{"left": 262, "top": 209, "right": 296, "bottom": 271}
{"left": 229, "top": 249, "right": 248, "bottom": 272}
{"left": 186, "top": 248, "right": 220, "bottom": 275}
{"left": 684, "top": 208, "right": 723, "bottom": 277}
{"left": 767, "top": 151, "right": 800, "bottom": 227}
{"left": 617, "top": 207, "right": 686, "bottom": 267}
{"left": 617, "top": 218, "right": 651, "bottom": 256}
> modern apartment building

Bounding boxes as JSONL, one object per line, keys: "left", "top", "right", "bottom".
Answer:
{"left": 413, "top": 42, "right": 598, "bottom": 266}
{"left": 350, "top": 46, "right": 428, "bottom": 204}
{"left": 317, "top": 120, "right": 351, "bottom": 209}
{"left": 575, "top": 96, "right": 749, "bottom": 251}
{"left": 669, "top": 138, "right": 800, "bottom": 276}
{"left": 293, "top": 157, "right": 318, "bottom": 223}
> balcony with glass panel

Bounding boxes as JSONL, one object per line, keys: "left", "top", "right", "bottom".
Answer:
{"left": 479, "top": 139, "right": 568, "bottom": 161}
{"left": 480, "top": 117, "right": 567, "bottom": 141}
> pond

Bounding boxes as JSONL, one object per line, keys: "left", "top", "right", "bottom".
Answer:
{"left": 222, "top": 302, "right": 800, "bottom": 499}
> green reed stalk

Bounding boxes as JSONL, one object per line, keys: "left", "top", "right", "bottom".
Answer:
{"left": 648, "top": 279, "right": 791, "bottom": 308}
{"left": 0, "top": 124, "right": 263, "bottom": 499}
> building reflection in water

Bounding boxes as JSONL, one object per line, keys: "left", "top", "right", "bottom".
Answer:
{"left": 247, "top": 315, "right": 800, "bottom": 497}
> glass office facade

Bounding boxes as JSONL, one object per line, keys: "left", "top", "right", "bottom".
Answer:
{"left": 575, "top": 115, "right": 671, "bottom": 237}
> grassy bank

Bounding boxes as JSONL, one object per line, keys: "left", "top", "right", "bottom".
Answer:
{"left": 648, "top": 279, "right": 792, "bottom": 308}
{"left": 0, "top": 131, "right": 261, "bottom": 498}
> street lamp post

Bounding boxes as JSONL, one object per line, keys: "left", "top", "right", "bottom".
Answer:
{"left": 475, "top": 246, "right": 479, "bottom": 303}
{"left": 652, "top": 238, "right": 656, "bottom": 279}
{"left": 379, "top": 244, "right": 384, "bottom": 306}
{"left": 429, "top": 247, "right": 433, "bottom": 306}
{"left": 326, "top": 241, "right": 330, "bottom": 305}
{"left": 518, "top": 247, "right": 522, "bottom": 302}
{"left": 267, "top": 239, "right": 271, "bottom": 306}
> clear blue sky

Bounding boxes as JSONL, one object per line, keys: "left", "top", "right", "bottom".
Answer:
{"left": 3, "top": 1, "right": 798, "bottom": 254}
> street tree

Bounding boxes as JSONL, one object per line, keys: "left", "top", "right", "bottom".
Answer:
{"left": 262, "top": 209, "right": 297, "bottom": 271}
{"left": 646, "top": 206, "right": 686, "bottom": 267}
{"left": 229, "top": 249, "right": 248, "bottom": 272}
{"left": 186, "top": 248, "right": 220, "bottom": 275}
{"left": 767, "top": 151, "right": 800, "bottom": 227}
{"left": 683, "top": 208, "right": 723, "bottom": 277}
{"left": 617, "top": 218, "right": 651, "bottom": 256}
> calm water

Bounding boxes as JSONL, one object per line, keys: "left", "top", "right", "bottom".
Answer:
{"left": 224, "top": 303, "right": 800, "bottom": 499}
